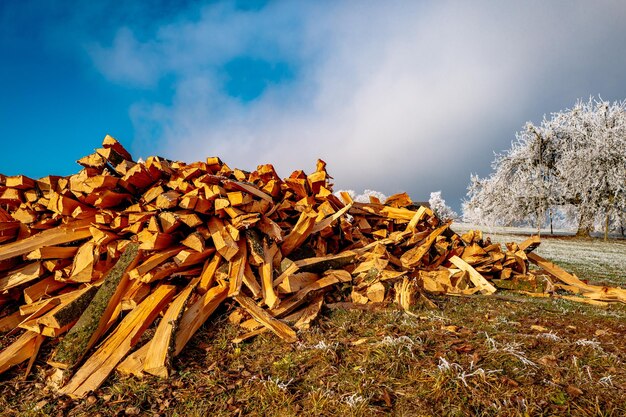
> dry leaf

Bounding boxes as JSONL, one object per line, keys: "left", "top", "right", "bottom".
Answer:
{"left": 566, "top": 385, "right": 583, "bottom": 397}
{"left": 441, "top": 325, "right": 459, "bottom": 333}
{"left": 538, "top": 355, "right": 558, "bottom": 367}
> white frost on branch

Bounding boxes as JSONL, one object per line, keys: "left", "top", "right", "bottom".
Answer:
{"left": 429, "top": 191, "right": 458, "bottom": 221}
{"left": 463, "top": 96, "right": 626, "bottom": 236}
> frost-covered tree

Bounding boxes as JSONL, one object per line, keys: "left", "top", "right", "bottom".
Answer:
{"left": 552, "top": 99, "right": 626, "bottom": 237}
{"left": 429, "top": 191, "right": 458, "bottom": 221}
{"left": 464, "top": 97, "right": 626, "bottom": 238}
{"left": 463, "top": 121, "right": 560, "bottom": 231}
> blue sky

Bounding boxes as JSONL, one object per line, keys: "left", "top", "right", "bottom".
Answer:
{"left": 2, "top": 1, "right": 626, "bottom": 210}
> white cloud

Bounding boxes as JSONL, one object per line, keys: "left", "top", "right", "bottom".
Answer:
{"left": 89, "top": 1, "right": 626, "bottom": 207}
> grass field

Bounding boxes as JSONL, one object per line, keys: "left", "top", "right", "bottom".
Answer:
{"left": 1, "top": 230, "right": 625, "bottom": 416}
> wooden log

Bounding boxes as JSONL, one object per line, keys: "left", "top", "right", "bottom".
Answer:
{"left": 158, "top": 212, "right": 181, "bottom": 234}
{"left": 19, "top": 288, "right": 83, "bottom": 316}
{"left": 96, "top": 146, "right": 129, "bottom": 167}
{"left": 222, "top": 179, "right": 274, "bottom": 203}
{"left": 0, "top": 262, "right": 45, "bottom": 291}
{"left": 174, "top": 247, "right": 215, "bottom": 268}
{"left": 48, "top": 243, "right": 139, "bottom": 370}
{"left": 400, "top": 223, "right": 449, "bottom": 268}
{"left": 260, "top": 240, "right": 279, "bottom": 309}
{"left": 492, "top": 277, "right": 547, "bottom": 293}
{"left": 102, "top": 134, "right": 133, "bottom": 161}
{"left": 25, "top": 246, "right": 78, "bottom": 260}
{"left": 241, "top": 270, "right": 352, "bottom": 331}
{"left": 174, "top": 284, "right": 229, "bottom": 355}
{"left": 16, "top": 297, "right": 61, "bottom": 333}
{"left": 0, "top": 218, "right": 94, "bottom": 261}
{"left": 207, "top": 217, "right": 239, "bottom": 261}
{"left": 37, "top": 286, "right": 99, "bottom": 329}
{"left": 121, "top": 163, "right": 153, "bottom": 190}
{"left": 0, "top": 331, "right": 41, "bottom": 375}
{"left": 234, "top": 294, "right": 297, "bottom": 343}
{"left": 142, "top": 185, "right": 165, "bottom": 204}
{"left": 116, "top": 342, "right": 149, "bottom": 377}
{"left": 293, "top": 294, "right": 324, "bottom": 330}
{"left": 277, "top": 272, "right": 319, "bottom": 294}
{"left": 281, "top": 208, "right": 317, "bottom": 256}
{"left": 67, "top": 240, "right": 96, "bottom": 283}
{"left": 228, "top": 239, "right": 247, "bottom": 296}
{"left": 181, "top": 232, "right": 205, "bottom": 252}
{"left": 272, "top": 262, "right": 298, "bottom": 287}
{"left": 407, "top": 206, "right": 429, "bottom": 230}
{"left": 128, "top": 246, "right": 183, "bottom": 280}
{"left": 137, "top": 230, "right": 175, "bottom": 251}
{"left": 121, "top": 280, "right": 151, "bottom": 310}
{"left": 58, "top": 284, "right": 176, "bottom": 398}
{"left": 143, "top": 281, "right": 197, "bottom": 378}
{"left": 6, "top": 175, "right": 36, "bottom": 190}
{"left": 197, "top": 253, "right": 222, "bottom": 294}
{"left": 41, "top": 320, "right": 77, "bottom": 337}
{"left": 0, "top": 188, "right": 23, "bottom": 206}
{"left": 448, "top": 256, "right": 496, "bottom": 295}
{"left": 0, "top": 310, "right": 23, "bottom": 332}
{"left": 293, "top": 250, "right": 357, "bottom": 273}
{"left": 310, "top": 203, "right": 352, "bottom": 234}
{"left": 527, "top": 252, "right": 626, "bottom": 303}
{"left": 155, "top": 191, "right": 181, "bottom": 210}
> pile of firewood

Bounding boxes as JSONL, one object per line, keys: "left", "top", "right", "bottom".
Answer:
{"left": 0, "top": 135, "right": 624, "bottom": 398}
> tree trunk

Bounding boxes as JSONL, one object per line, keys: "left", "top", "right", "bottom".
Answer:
{"left": 604, "top": 212, "right": 609, "bottom": 242}
{"left": 575, "top": 206, "right": 593, "bottom": 238}
{"left": 549, "top": 209, "right": 554, "bottom": 235}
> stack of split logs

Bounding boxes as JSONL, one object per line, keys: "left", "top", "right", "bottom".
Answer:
{"left": 1, "top": 135, "right": 624, "bottom": 397}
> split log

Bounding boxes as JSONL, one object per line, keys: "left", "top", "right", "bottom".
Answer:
{"left": 49, "top": 243, "right": 139, "bottom": 370}
{"left": 143, "top": 280, "right": 197, "bottom": 378}
{"left": 59, "top": 284, "right": 176, "bottom": 398}
{"left": 0, "top": 331, "right": 41, "bottom": 374}
{"left": 448, "top": 256, "right": 497, "bottom": 295}
{"left": 234, "top": 294, "right": 297, "bottom": 343}
{"left": 0, "top": 218, "right": 94, "bottom": 262}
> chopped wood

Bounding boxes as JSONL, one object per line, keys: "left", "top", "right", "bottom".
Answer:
{"left": 0, "top": 134, "right": 622, "bottom": 394}
{"left": 280, "top": 208, "right": 317, "bottom": 256}
{"left": 448, "top": 256, "right": 497, "bottom": 295}
{"left": 234, "top": 294, "right": 297, "bottom": 343}
{"left": 116, "top": 342, "right": 150, "bottom": 377}
{"left": 26, "top": 246, "right": 79, "bottom": 260}
{"left": 143, "top": 281, "right": 197, "bottom": 378}
{"left": 67, "top": 241, "right": 96, "bottom": 283}
{"left": 400, "top": 223, "right": 449, "bottom": 268}
{"left": 527, "top": 252, "right": 626, "bottom": 304}
{"left": 0, "top": 311, "right": 23, "bottom": 332}
{"left": 174, "top": 284, "right": 229, "bottom": 355}
{"left": 0, "top": 331, "right": 41, "bottom": 374}
{"left": 207, "top": 217, "right": 239, "bottom": 261}
{"left": 228, "top": 239, "right": 247, "bottom": 296}
{"left": 49, "top": 243, "right": 140, "bottom": 370}
{"left": 37, "top": 286, "right": 99, "bottom": 329}
{"left": 0, "top": 262, "right": 45, "bottom": 291}
{"left": 198, "top": 253, "right": 222, "bottom": 293}
{"left": 128, "top": 246, "right": 183, "bottom": 280}
{"left": 0, "top": 218, "right": 94, "bottom": 261}
{"left": 59, "top": 284, "right": 176, "bottom": 398}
